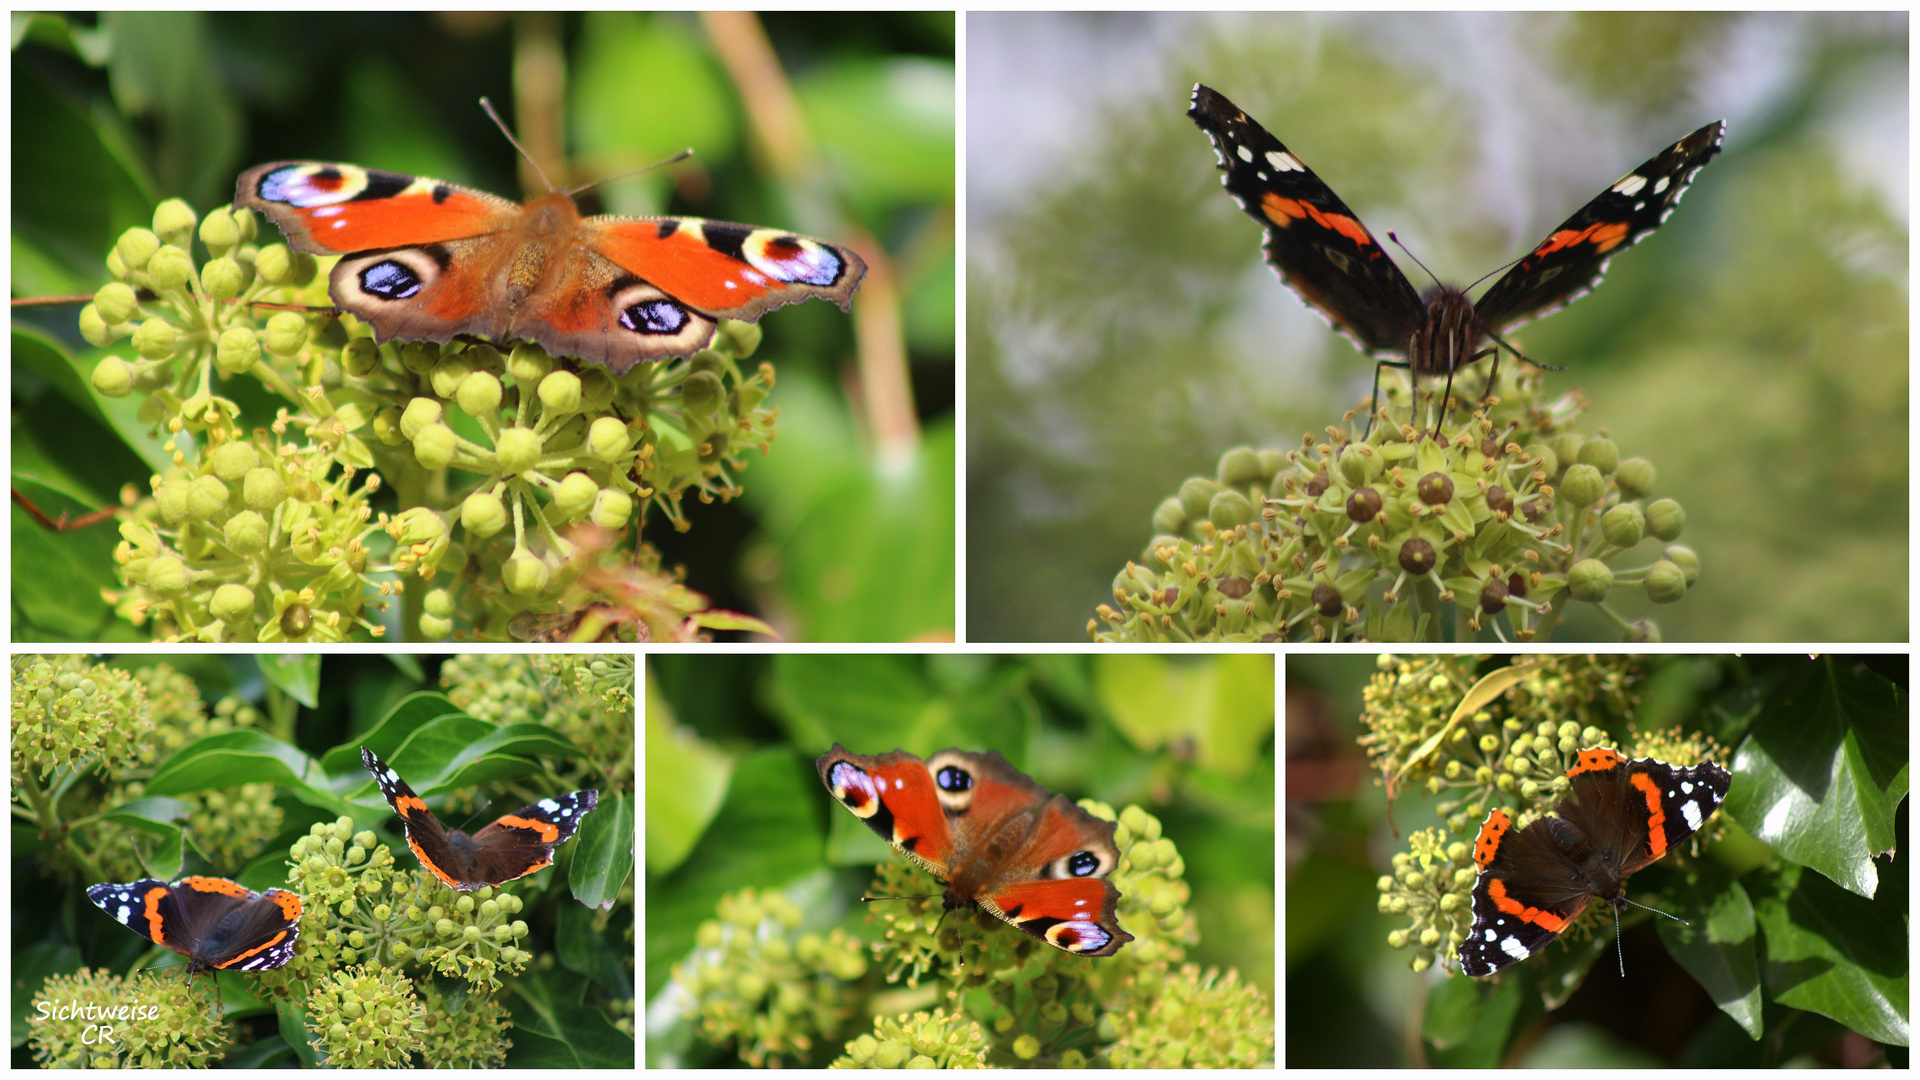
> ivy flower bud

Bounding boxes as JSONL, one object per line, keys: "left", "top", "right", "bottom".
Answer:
{"left": 91, "top": 357, "right": 135, "bottom": 398}
{"left": 1559, "top": 463, "right": 1605, "bottom": 508}
{"left": 494, "top": 427, "right": 542, "bottom": 474}
{"left": 208, "top": 441, "right": 258, "bottom": 481}
{"left": 502, "top": 553, "right": 551, "bottom": 596}
{"left": 145, "top": 245, "right": 193, "bottom": 290}
{"left": 1568, "top": 558, "right": 1614, "bottom": 602}
{"left": 1153, "top": 497, "right": 1187, "bottom": 535}
{"left": 79, "top": 304, "right": 112, "bottom": 347}
{"left": 342, "top": 338, "right": 380, "bottom": 378}
{"left": 254, "top": 244, "right": 294, "bottom": 285}
{"left": 1601, "top": 503, "right": 1645, "bottom": 548}
{"left": 1576, "top": 437, "right": 1619, "bottom": 475}
{"left": 244, "top": 467, "right": 287, "bottom": 512}
{"left": 132, "top": 318, "right": 177, "bottom": 360}
{"left": 116, "top": 228, "right": 160, "bottom": 271}
{"left": 508, "top": 344, "right": 552, "bottom": 383}
{"left": 419, "top": 612, "right": 453, "bottom": 641}
{"left": 147, "top": 556, "right": 189, "bottom": 594}
{"left": 1209, "top": 489, "right": 1254, "bottom": 529}
{"left": 538, "top": 370, "right": 583, "bottom": 413}
{"left": 152, "top": 199, "right": 198, "bottom": 244}
{"left": 390, "top": 506, "right": 449, "bottom": 547}
{"left": 185, "top": 475, "right": 229, "bottom": 521}
{"left": 265, "top": 312, "right": 309, "bottom": 357}
{"left": 1646, "top": 498, "right": 1686, "bottom": 541}
{"left": 1179, "top": 478, "right": 1219, "bottom": 520}
{"left": 591, "top": 488, "right": 633, "bottom": 529}
{"left": 681, "top": 370, "right": 724, "bottom": 418}
{"left": 399, "top": 342, "right": 439, "bottom": 375}
{"left": 456, "top": 371, "right": 503, "bottom": 419}
{"left": 554, "top": 472, "right": 598, "bottom": 519}
{"left": 94, "top": 282, "right": 138, "bottom": 325}
{"left": 587, "top": 416, "right": 630, "bottom": 462}
{"left": 225, "top": 510, "right": 269, "bottom": 555}
{"left": 199, "top": 207, "right": 241, "bottom": 254}
{"left": 424, "top": 589, "right": 455, "bottom": 619}
{"left": 209, "top": 583, "right": 255, "bottom": 622}
{"left": 413, "top": 423, "right": 458, "bottom": 470}
{"left": 717, "top": 319, "right": 762, "bottom": 357}
{"left": 154, "top": 476, "right": 191, "bottom": 523}
{"left": 216, "top": 327, "right": 260, "bottom": 375}
{"left": 1664, "top": 544, "right": 1700, "bottom": 585}
{"left": 459, "top": 491, "right": 508, "bottom": 537}
{"left": 202, "top": 256, "right": 245, "bottom": 301}
{"left": 1218, "top": 445, "right": 1265, "bottom": 487}
{"left": 1645, "top": 560, "right": 1687, "bottom": 603}
{"left": 373, "top": 407, "right": 405, "bottom": 445}
{"left": 430, "top": 354, "right": 473, "bottom": 399}
{"left": 400, "top": 397, "right": 442, "bottom": 441}
{"left": 1615, "top": 457, "right": 1657, "bottom": 500}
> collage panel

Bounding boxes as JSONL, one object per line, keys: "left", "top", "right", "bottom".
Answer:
{"left": 1285, "top": 653, "right": 1907, "bottom": 1067}
{"left": 968, "top": 12, "right": 1905, "bottom": 644}
{"left": 13, "top": 11, "right": 955, "bottom": 645}
{"left": 644, "top": 653, "right": 1275, "bottom": 1066}
{"left": 13, "top": 652, "right": 635, "bottom": 1067}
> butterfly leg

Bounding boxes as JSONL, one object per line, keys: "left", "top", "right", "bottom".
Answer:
{"left": 1365, "top": 358, "right": 1413, "bottom": 439}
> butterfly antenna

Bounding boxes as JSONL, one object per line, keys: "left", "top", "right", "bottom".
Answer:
{"left": 479, "top": 96, "right": 558, "bottom": 193}
{"left": 1386, "top": 231, "right": 1443, "bottom": 290}
{"left": 566, "top": 149, "right": 697, "bottom": 200}
{"left": 1611, "top": 896, "right": 1690, "bottom": 977}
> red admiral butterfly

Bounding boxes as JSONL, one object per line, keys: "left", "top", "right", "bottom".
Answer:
{"left": 1458, "top": 747, "right": 1731, "bottom": 977}
{"left": 1187, "top": 84, "right": 1725, "bottom": 433}
{"left": 360, "top": 747, "right": 598, "bottom": 891}
{"left": 87, "top": 876, "right": 302, "bottom": 980}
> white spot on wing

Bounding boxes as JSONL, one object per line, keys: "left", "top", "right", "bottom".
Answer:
{"left": 1612, "top": 173, "right": 1648, "bottom": 197}
{"left": 1268, "top": 150, "right": 1304, "bottom": 173}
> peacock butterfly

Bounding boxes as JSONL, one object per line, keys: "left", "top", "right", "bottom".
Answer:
{"left": 816, "top": 744, "right": 1134, "bottom": 957}
{"left": 235, "top": 151, "right": 866, "bottom": 375}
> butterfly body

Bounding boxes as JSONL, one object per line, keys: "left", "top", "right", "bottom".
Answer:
{"left": 360, "top": 747, "right": 598, "bottom": 890}
{"left": 237, "top": 162, "right": 866, "bottom": 374}
{"left": 816, "top": 744, "right": 1132, "bottom": 957}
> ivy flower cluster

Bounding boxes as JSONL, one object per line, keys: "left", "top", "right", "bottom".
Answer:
{"left": 78, "top": 198, "right": 780, "bottom": 641}
{"left": 1093, "top": 368, "right": 1699, "bottom": 643}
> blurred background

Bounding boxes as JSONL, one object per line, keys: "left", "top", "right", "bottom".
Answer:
{"left": 967, "top": 12, "right": 1906, "bottom": 643}
{"left": 644, "top": 653, "right": 1275, "bottom": 1065}
{"left": 13, "top": 12, "right": 954, "bottom": 642}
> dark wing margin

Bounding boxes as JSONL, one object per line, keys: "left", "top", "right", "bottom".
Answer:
{"left": 1187, "top": 83, "right": 1425, "bottom": 358}
{"left": 1473, "top": 120, "right": 1725, "bottom": 332}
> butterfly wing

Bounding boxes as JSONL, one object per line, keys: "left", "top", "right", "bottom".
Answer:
{"left": 587, "top": 217, "right": 867, "bottom": 322}
{"left": 1187, "top": 83, "right": 1425, "bottom": 358}
{"left": 817, "top": 745, "right": 961, "bottom": 878}
{"left": 236, "top": 162, "right": 518, "bottom": 254}
{"left": 239, "top": 161, "right": 535, "bottom": 353}
{"left": 1472, "top": 120, "right": 1725, "bottom": 332}
{"left": 972, "top": 794, "right": 1133, "bottom": 957}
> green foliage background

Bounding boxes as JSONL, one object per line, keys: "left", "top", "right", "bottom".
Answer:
{"left": 12, "top": 11, "right": 955, "bottom": 642}
{"left": 643, "top": 653, "right": 1276, "bottom": 1065}
{"left": 967, "top": 13, "right": 1906, "bottom": 642}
